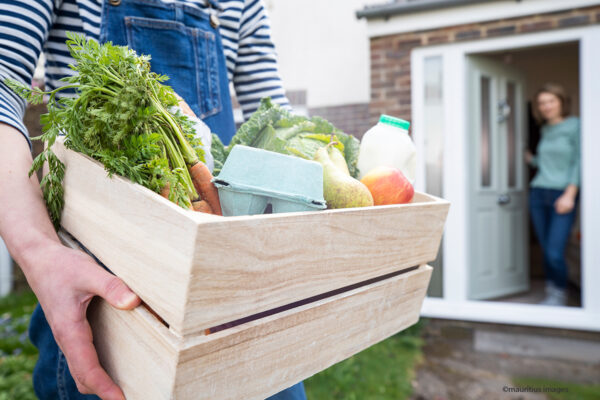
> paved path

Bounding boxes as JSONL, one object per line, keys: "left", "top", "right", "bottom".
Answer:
{"left": 410, "top": 319, "right": 600, "bottom": 400}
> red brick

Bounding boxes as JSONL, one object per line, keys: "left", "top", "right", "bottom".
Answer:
{"left": 385, "top": 49, "right": 409, "bottom": 60}
{"left": 393, "top": 37, "right": 423, "bottom": 49}
{"left": 486, "top": 25, "right": 516, "bottom": 36}
{"left": 370, "top": 38, "right": 393, "bottom": 51}
{"left": 372, "top": 80, "right": 394, "bottom": 89}
{"left": 370, "top": 60, "right": 387, "bottom": 69}
{"left": 371, "top": 91, "right": 383, "bottom": 101}
{"left": 384, "top": 88, "right": 411, "bottom": 98}
{"left": 385, "top": 70, "right": 409, "bottom": 81}
{"left": 520, "top": 20, "right": 554, "bottom": 32}
{"left": 427, "top": 34, "right": 450, "bottom": 45}
{"left": 455, "top": 29, "right": 482, "bottom": 41}
{"left": 558, "top": 14, "right": 590, "bottom": 27}
{"left": 370, "top": 100, "right": 396, "bottom": 110}
{"left": 370, "top": 71, "right": 383, "bottom": 81}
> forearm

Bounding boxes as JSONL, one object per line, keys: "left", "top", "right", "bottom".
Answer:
{"left": 0, "top": 123, "right": 61, "bottom": 277}
{"left": 563, "top": 184, "right": 578, "bottom": 199}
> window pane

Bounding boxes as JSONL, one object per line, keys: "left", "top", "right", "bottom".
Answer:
{"left": 481, "top": 76, "right": 491, "bottom": 187}
{"left": 424, "top": 56, "right": 444, "bottom": 298}
{"left": 507, "top": 82, "right": 517, "bottom": 188}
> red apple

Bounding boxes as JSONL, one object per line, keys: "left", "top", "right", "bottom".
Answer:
{"left": 360, "top": 166, "right": 414, "bottom": 205}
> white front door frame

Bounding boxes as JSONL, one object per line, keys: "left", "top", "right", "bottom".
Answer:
{"left": 411, "top": 26, "right": 600, "bottom": 331}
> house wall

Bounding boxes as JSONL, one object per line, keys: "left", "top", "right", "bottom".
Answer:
{"left": 266, "top": 0, "right": 377, "bottom": 109}
{"left": 265, "top": 0, "right": 380, "bottom": 137}
{"left": 369, "top": 5, "right": 600, "bottom": 125}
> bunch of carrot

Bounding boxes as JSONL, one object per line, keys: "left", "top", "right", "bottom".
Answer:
{"left": 163, "top": 157, "right": 222, "bottom": 216}
{"left": 7, "top": 33, "right": 222, "bottom": 227}
{"left": 152, "top": 98, "right": 222, "bottom": 215}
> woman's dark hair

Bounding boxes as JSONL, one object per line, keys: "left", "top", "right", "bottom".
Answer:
{"left": 533, "top": 83, "right": 570, "bottom": 123}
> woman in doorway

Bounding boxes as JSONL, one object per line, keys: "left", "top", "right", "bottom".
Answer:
{"left": 526, "top": 83, "right": 580, "bottom": 307}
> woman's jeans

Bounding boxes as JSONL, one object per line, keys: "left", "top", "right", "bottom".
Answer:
{"left": 30, "top": 305, "right": 307, "bottom": 399}
{"left": 529, "top": 187, "right": 578, "bottom": 290}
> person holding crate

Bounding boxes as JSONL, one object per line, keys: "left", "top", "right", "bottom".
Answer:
{"left": 0, "top": 0, "right": 306, "bottom": 399}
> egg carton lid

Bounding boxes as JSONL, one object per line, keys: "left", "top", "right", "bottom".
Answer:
{"left": 213, "top": 180, "right": 326, "bottom": 209}
{"left": 212, "top": 145, "right": 326, "bottom": 208}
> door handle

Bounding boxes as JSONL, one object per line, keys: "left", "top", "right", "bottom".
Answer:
{"left": 498, "top": 194, "right": 511, "bottom": 205}
{"left": 497, "top": 99, "right": 511, "bottom": 123}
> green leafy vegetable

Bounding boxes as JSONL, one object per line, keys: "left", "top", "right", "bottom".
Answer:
{"left": 211, "top": 98, "right": 361, "bottom": 177}
{"left": 6, "top": 33, "right": 206, "bottom": 229}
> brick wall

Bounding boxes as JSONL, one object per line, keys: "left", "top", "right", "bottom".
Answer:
{"left": 309, "top": 103, "right": 372, "bottom": 140}
{"left": 369, "top": 5, "right": 600, "bottom": 125}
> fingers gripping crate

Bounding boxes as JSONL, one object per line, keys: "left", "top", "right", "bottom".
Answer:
{"left": 54, "top": 137, "right": 449, "bottom": 399}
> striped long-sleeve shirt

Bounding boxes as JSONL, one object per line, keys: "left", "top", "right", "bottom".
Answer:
{"left": 0, "top": 0, "right": 289, "bottom": 147}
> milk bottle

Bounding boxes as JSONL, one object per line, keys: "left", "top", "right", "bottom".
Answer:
{"left": 357, "top": 115, "right": 417, "bottom": 182}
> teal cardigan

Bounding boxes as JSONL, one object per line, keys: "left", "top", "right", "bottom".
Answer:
{"left": 530, "top": 116, "right": 581, "bottom": 190}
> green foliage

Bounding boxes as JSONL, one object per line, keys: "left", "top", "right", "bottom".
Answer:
{"left": 0, "top": 291, "right": 38, "bottom": 358}
{"left": 6, "top": 33, "right": 207, "bottom": 228}
{"left": 211, "top": 98, "right": 361, "bottom": 177}
{"left": 0, "top": 291, "right": 39, "bottom": 400}
{"left": 0, "top": 356, "right": 37, "bottom": 400}
{"left": 304, "top": 322, "right": 424, "bottom": 400}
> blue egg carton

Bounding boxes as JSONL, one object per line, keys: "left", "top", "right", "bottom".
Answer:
{"left": 212, "top": 145, "right": 327, "bottom": 216}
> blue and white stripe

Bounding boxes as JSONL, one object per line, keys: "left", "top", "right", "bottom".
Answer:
{"left": 0, "top": 0, "right": 289, "bottom": 147}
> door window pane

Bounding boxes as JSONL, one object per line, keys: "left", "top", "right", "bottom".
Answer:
{"left": 424, "top": 56, "right": 444, "bottom": 298}
{"left": 481, "top": 76, "right": 491, "bottom": 187}
{"left": 424, "top": 56, "right": 443, "bottom": 198}
{"left": 507, "top": 82, "right": 517, "bottom": 188}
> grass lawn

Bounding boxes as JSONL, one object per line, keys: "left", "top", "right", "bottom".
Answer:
{"left": 304, "top": 322, "right": 424, "bottom": 400}
{"left": 1, "top": 289, "right": 425, "bottom": 399}
{"left": 0, "top": 290, "right": 38, "bottom": 400}
{"left": 513, "top": 377, "right": 600, "bottom": 400}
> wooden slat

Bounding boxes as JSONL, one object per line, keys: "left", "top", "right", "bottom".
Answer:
{"left": 88, "top": 302, "right": 180, "bottom": 400}
{"left": 88, "top": 265, "right": 432, "bottom": 400}
{"left": 184, "top": 200, "right": 446, "bottom": 335}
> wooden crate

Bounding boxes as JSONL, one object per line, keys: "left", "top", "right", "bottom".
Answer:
{"left": 54, "top": 137, "right": 449, "bottom": 399}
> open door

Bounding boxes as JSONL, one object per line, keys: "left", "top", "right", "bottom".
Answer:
{"left": 468, "top": 56, "right": 529, "bottom": 300}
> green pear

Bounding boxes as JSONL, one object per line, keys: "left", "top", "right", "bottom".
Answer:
{"left": 314, "top": 144, "right": 374, "bottom": 209}
{"left": 328, "top": 146, "right": 350, "bottom": 175}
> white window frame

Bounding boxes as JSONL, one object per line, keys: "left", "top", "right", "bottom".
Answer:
{"left": 0, "top": 239, "right": 12, "bottom": 297}
{"left": 411, "top": 26, "right": 600, "bottom": 331}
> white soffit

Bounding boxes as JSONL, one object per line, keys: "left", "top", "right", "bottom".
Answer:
{"left": 366, "top": 0, "right": 600, "bottom": 38}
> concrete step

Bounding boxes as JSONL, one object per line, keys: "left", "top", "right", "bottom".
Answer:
{"left": 474, "top": 329, "right": 600, "bottom": 364}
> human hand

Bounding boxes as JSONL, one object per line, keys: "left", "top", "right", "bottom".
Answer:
{"left": 173, "top": 92, "right": 196, "bottom": 118}
{"left": 24, "top": 242, "right": 140, "bottom": 400}
{"left": 524, "top": 150, "right": 534, "bottom": 164}
{"left": 554, "top": 193, "right": 575, "bottom": 214}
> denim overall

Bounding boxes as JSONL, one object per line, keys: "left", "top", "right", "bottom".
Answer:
{"left": 100, "top": 0, "right": 236, "bottom": 144}
{"left": 29, "top": 1, "right": 305, "bottom": 398}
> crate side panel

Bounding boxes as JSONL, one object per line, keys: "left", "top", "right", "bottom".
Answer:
{"left": 183, "top": 200, "right": 446, "bottom": 334}
{"left": 174, "top": 265, "right": 432, "bottom": 400}
{"left": 54, "top": 140, "right": 199, "bottom": 332}
{"left": 88, "top": 301, "right": 179, "bottom": 400}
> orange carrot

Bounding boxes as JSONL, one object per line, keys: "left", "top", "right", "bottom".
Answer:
{"left": 189, "top": 162, "right": 222, "bottom": 216}
{"left": 192, "top": 199, "right": 213, "bottom": 214}
{"left": 160, "top": 182, "right": 171, "bottom": 200}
